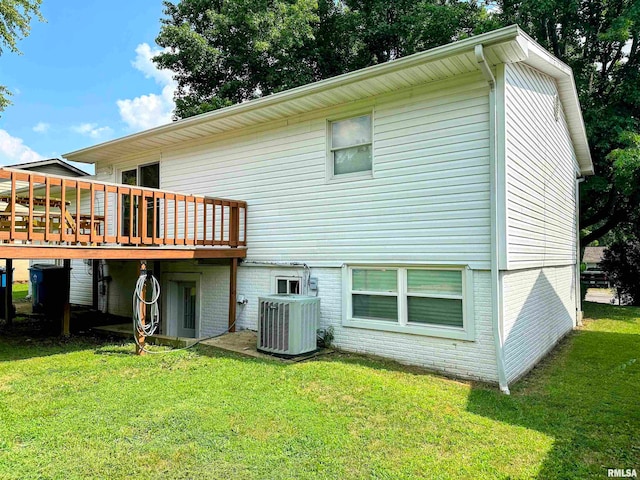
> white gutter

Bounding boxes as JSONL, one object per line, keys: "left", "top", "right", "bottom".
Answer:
{"left": 475, "top": 44, "right": 510, "bottom": 394}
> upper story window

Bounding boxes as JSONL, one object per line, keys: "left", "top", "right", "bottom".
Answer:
{"left": 329, "top": 114, "right": 373, "bottom": 177}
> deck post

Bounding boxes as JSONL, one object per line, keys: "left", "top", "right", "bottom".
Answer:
{"left": 4, "top": 259, "right": 13, "bottom": 326}
{"left": 92, "top": 260, "right": 99, "bottom": 310}
{"left": 153, "top": 260, "right": 161, "bottom": 334}
{"left": 229, "top": 258, "right": 237, "bottom": 333}
{"left": 62, "top": 259, "right": 71, "bottom": 336}
{"left": 136, "top": 260, "right": 146, "bottom": 355}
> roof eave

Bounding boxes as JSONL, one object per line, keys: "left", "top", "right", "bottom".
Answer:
{"left": 519, "top": 37, "right": 594, "bottom": 176}
{"left": 7, "top": 158, "right": 89, "bottom": 176}
{"left": 63, "top": 24, "right": 593, "bottom": 177}
{"left": 64, "top": 25, "right": 523, "bottom": 163}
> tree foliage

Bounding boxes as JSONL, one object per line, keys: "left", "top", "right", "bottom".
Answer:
{"left": 0, "top": 0, "right": 44, "bottom": 113}
{"left": 154, "top": 0, "right": 485, "bottom": 119}
{"left": 600, "top": 241, "right": 640, "bottom": 305}
{"left": 485, "top": 0, "right": 640, "bottom": 245}
{"left": 155, "top": 0, "right": 640, "bottom": 244}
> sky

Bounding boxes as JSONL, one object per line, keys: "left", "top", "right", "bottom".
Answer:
{"left": 0, "top": 0, "right": 177, "bottom": 170}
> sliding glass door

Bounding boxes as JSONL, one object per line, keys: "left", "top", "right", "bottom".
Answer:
{"left": 121, "top": 162, "right": 160, "bottom": 237}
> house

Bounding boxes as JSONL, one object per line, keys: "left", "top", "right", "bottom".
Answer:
{"left": 1, "top": 25, "right": 593, "bottom": 392}
{"left": 7, "top": 158, "right": 89, "bottom": 178}
{"left": 4, "top": 159, "right": 89, "bottom": 286}
{"left": 582, "top": 246, "right": 606, "bottom": 270}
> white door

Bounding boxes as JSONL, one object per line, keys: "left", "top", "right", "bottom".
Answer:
{"left": 176, "top": 281, "right": 197, "bottom": 338}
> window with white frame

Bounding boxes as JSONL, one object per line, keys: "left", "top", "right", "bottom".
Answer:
{"left": 344, "top": 266, "right": 472, "bottom": 340}
{"left": 275, "top": 276, "right": 301, "bottom": 295}
{"left": 329, "top": 114, "right": 372, "bottom": 176}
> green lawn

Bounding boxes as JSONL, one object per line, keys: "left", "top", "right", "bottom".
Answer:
{"left": 12, "top": 283, "right": 29, "bottom": 301}
{"left": 0, "top": 303, "right": 638, "bottom": 479}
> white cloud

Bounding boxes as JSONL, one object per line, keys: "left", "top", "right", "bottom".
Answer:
{"left": 32, "top": 122, "right": 50, "bottom": 133}
{"left": 0, "top": 129, "right": 45, "bottom": 164}
{"left": 132, "top": 43, "right": 176, "bottom": 87}
{"left": 71, "top": 122, "right": 114, "bottom": 139}
{"left": 117, "top": 43, "right": 177, "bottom": 131}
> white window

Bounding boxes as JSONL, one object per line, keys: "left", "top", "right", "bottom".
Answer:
{"left": 343, "top": 266, "right": 474, "bottom": 340}
{"left": 275, "top": 276, "right": 301, "bottom": 295}
{"left": 329, "top": 114, "right": 373, "bottom": 177}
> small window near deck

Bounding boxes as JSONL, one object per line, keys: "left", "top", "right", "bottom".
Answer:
{"left": 122, "top": 169, "right": 137, "bottom": 186}
{"left": 330, "top": 114, "right": 372, "bottom": 176}
{"left": 276, "top": 277, "right": 301, "bottom": 295}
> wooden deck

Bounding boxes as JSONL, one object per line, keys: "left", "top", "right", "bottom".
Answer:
{"left": 0, "top": 167, "right": 247, "bottom": 260}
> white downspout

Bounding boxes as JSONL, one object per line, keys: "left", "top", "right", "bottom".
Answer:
{"left": 475, "top": 44, "right": 510, "bottom": 394}
{"left": 575, "top": 176, "right": 585, "bottom": 326}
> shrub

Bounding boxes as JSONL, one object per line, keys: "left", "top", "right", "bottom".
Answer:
{"left": 600, "top": 241, "right": 640, "bottom": 306}
{"left": 580, "top": 281, "right": 589, "bottom": 302}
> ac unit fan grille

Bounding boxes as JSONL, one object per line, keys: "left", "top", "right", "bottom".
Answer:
{"left": 260, "top": 302, "right": 290, "bottom": 352}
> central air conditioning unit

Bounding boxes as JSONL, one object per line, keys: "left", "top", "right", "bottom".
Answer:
{"left": 257, "top": 294, "right": 320, "bottom": 356}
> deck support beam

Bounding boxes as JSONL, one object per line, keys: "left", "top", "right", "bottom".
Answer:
{"left": 62, "top": 259, "right": 71, "bottom": 336}
{"left": 92, "top": 260, "right": 99, "bottom": 310}
{"left": 0, "top": 245, "right": 247, "bottom": 260}
{"left": 229, "top": 258, "right": 237, "bottom": 332}
{"left": 4, "top": 259, "right": 12, "bottom": 326}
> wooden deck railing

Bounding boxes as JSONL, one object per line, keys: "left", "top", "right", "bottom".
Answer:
{"left": 0, "top": 168, "right": 247, "bottom": 248}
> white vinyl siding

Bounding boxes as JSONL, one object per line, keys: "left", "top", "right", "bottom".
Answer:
{"left": 502, "top": 265, "right": 576, "bottom": 382}
{"left": 154, "top": 73, "right": 491, "bottom": 268}
{"left": 504, "top": 63, "right": 579, "bottom": 270}
{"left": 69, "top": 259, "right": 92, "bottom": 306}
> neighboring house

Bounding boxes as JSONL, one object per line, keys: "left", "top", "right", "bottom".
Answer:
{"left": 582, "top": 246, "right": 606, "bottom": 270}
{"left": 46, "top": 25, "right": 590, "bottom": 391}
{"left": 6, "top": 159, "right": 93, "bottom": 305}
{"left": 7, "top": 158, "right": 89, "bottom": 178}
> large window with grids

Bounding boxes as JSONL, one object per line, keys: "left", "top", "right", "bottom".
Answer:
{"left": 343, "top": 266, "right": 474, "bottom": 340}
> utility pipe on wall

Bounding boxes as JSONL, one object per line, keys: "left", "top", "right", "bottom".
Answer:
{"left": 475, "top": 44, "right": 510, "bottom": 394}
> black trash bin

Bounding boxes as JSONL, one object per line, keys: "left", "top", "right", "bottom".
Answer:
{"left": 0, "top": 267, "right": 6, "bottom": 319}
{"left": 29, "top": 264, "right": 66, "bottom": 318}
{"left": 0, "top": 267, "right": 6, "bottom": 305}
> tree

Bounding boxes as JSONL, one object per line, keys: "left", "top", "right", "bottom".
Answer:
{"left": 600, "top": 241, "right": 640, "bottom": 305}
{"left": 154, "top": 0, "right": 321, "bottom": 119}
{"left": 487, "top": 0, "right": 640, "bottom": 245}
{"left": 155, "top": 1, "right": 640, "bottom": 245}
{"left": 154, "top": 0, "right": 486, "bottom": 119}
{"left": 338, "top": 0, "right": 482, "bottom": 69}
{"left": 0, "top": 0, "right": 44, "bottom": 114}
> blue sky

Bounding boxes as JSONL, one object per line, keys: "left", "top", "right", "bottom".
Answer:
{"left": 0, "top": 0, "right": 176, "bottom": 169}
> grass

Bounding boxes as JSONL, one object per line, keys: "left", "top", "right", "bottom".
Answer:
{"left": 12, "top": 283, "right": 29, "bottom": 301}
{"left": 0, "top": 302, "right": 638, "bottom": 479}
